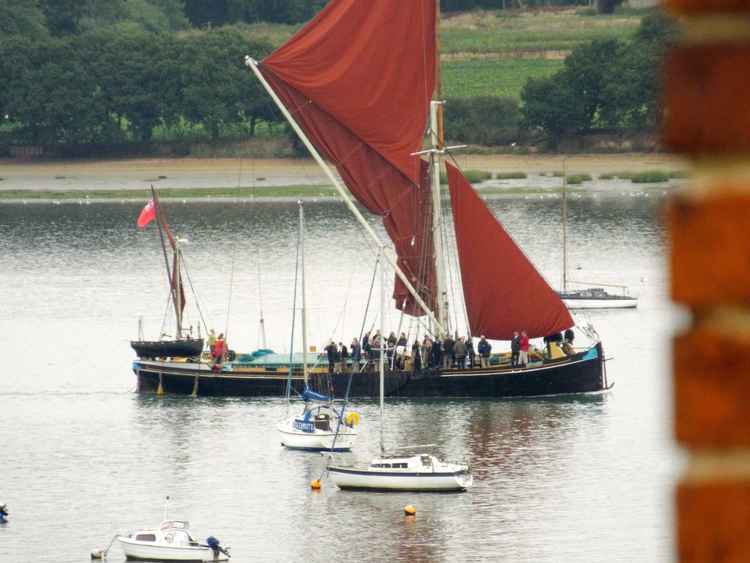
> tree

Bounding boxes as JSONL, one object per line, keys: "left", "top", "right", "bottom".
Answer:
{"left": 444, "top": 96, "right": 521, "bottom": 145}
{"left": 0, "top": 0, "right": 47, "bottom": 38}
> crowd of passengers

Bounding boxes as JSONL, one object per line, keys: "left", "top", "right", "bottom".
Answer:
{"left": 322, "top": 328, "right": 577, "bottom": 374}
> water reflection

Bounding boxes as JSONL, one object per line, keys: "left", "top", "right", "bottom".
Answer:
{"left": 0, "top": 196, "right": 676, "bottom": 562}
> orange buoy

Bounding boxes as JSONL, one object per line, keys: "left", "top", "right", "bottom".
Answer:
{"left": 311, "top": 479, "right": 322, "bottom": 490}
{"left": 404, "top": 504, "right": 416, "bottom": 516}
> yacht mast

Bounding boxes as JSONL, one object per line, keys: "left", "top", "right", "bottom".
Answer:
{"left": 379, "top": 247, "right": 386, "bottom": 455}
{"left": 562, "top": 160, "right": 568, "bottom": 292}
{"left": 430, "top": 2, "right": 450, "bottom": 337}
{"left": 174, "top": 240, "right": 183, "bottom": 339}
{"left": 299, "top": 202, "right": 309, "bottom": 386}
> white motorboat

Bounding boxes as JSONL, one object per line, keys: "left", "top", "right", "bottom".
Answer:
{"left": 328, "top": 454, "right": 472, "bottom": 492}
{"left": 278, "top": 402, "right": 359, "bottom": 451}
{"left": 118, "top": 520, "right": 230, "bottom": 562}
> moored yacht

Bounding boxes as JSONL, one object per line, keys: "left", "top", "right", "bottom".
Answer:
{"left": 328, "top": 454, "right": 472, "bottom": 492}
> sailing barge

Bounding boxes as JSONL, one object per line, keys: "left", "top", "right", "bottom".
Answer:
{"left": 132, "top": 342, "right": 607, "bottom": 399}
{"left": 131, "top": 0, "right": 611, "bottom": 400}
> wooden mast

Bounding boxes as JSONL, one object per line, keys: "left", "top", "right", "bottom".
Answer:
{"left": 430, "top": 0, "right": 450, "bottom": 337}
{"left": 299, "top": 202, "right": 309, "bottom": 387}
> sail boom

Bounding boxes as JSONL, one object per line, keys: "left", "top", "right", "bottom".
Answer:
{"left": 245, "top": 56, "right": 444, "bottom": 335}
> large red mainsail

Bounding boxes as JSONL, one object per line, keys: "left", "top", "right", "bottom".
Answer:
{"left": 258, "top": 0, "right": 437, "bottom": 315}
{"left": 447, "top": 162, "right": 573, "bottom": 339}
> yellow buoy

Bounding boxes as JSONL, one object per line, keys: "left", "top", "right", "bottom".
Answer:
{"left": 404, "top": 504, "right": 416, "bottom": 516}
{"left": 310, "top": 479, "right": 322, "bottom": 490}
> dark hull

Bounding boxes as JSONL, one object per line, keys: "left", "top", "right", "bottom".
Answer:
{"left": 130, "top": 338, "right": 204, "bottom": 360}
{"left": 132, "top": 343, "right": 608, "bottom": 399}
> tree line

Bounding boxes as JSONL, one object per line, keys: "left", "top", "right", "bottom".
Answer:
{"left": 0, "top": 3, "right": 673, "bottom": 151}
{"left": 447, "top": 12, "right": 675, "bottom": 149}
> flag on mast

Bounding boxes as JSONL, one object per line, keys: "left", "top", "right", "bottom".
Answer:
{"left": 137, "top": 199, "right": 156, "bottom": 229}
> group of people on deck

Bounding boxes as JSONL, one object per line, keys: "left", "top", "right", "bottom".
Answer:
{"left": 320, "top": 328, "right": 577, "bottom": 374}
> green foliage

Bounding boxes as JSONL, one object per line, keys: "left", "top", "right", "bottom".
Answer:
{"left": 521, "top": 10, "right": 676, "bottom": 142}
{"left": 439, "top": 169, "right": 492, "bottom": 184}
{"left": 565, "top": 174, "right": 592, "bottom": 184}
{"left": 629, "top": 170, "right": 671, "bottom": 183}
{"left": 495, "top": 171, "right": 527, "bottom": 179}
{"left": 444, "top": 96, "right": 521, "bottom": 146}
{"left": 0, "top": 0, "right": 48, "bottom": 38}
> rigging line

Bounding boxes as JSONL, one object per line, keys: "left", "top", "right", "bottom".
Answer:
{"left": 224, "top": 245, "right": 237, "bottom": 340}
{"left": 359, "top": 257, "right": 380, "bottom": 341}
{"left": 180, "top": 253, "right": 209, "bottom": 338}
{"left": 159, "top": 291, "right": 172, "bottom": 338}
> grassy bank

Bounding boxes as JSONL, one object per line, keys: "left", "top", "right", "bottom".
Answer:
{"left": 442, "top": 59, "right": 562, "bottom": 99}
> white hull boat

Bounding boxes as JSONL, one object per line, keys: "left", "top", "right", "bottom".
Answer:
{"left": 277, "top": 413, "right": 358, "bottom": 451}
{"left": 328, "top": 454, "right": 472, "bottom": 492}
{"left": 117, "top": 521, "right": 229, "bottom": 562}
{"left": 561, "top": 293, "right": 638, "bottom": 310}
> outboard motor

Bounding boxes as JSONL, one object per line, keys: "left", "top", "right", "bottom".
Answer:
{"left": 0, "top": 504, "right": 8, "bottom": 523}
{"left": 206, "top": 536, "right": 230, "bottom": 559}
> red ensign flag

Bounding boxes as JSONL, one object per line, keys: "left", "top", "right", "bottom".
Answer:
{"left": 137, "top": 199, "right": 156, "bottom": 229}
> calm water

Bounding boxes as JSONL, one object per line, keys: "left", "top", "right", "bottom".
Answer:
{"left": 0, "top": 193, "right": 681, "bottom": 562}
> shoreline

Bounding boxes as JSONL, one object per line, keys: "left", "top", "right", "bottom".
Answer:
{"left": 0, "top": 153, "right": 688, "bottom": 194}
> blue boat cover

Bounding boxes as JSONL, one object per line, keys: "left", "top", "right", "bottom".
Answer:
{"left": 301, "top": 386, "right": 330, "bottom": 402}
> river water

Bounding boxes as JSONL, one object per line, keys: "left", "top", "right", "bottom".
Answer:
{"left": 0, "top": 191, "right": 681, "bottom": 562}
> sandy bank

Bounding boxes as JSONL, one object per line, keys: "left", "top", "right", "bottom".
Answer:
{"left": 0, "top": 153, "right": 687, "bottom": 192}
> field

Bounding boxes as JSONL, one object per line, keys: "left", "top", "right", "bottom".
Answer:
{"left": 246, "top": 8, "right": 646, "bottom": 101}
{"left": 442, "top": 58, "right": 562, "bottom": 99}
{"left": 440, "top": 9, "right": 641, "bottom": 54}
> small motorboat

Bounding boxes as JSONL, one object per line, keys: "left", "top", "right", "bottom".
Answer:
{"left": 277, "top": 400, "right": 359, "bottom": 452}
{"left": 328, "top": 454, "right": 472, "bottom": 492}
{"left": 117, "top": 520, "right": 229, "bottom": 561}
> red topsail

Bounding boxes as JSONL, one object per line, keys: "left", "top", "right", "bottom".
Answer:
{"left": 258, "top": 0, "right": 437, "bottom": 316}
{"left": 447, "top": 162, "right": 574, "bottom": 340}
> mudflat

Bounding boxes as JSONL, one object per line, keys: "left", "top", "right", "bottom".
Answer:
{"left": 0, "top": 153, "right": 687, "bottom": 192}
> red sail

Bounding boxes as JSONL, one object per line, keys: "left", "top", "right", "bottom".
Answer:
{"left": 447, "top": 162, "right": 573, "bottom": 339}
{"left": 258, "top": 0, "right": 437, "bottom": 315}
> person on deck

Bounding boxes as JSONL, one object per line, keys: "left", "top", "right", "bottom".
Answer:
{"left": 519, "top": 331, "right": 530, "bottom": 368}
{"left": 350, "top": 338, "right": 361, "bottom": 372}
{"left": 362, "top": 331, "right": 370, "bottom": 361}
{"left": 454, "top": 337, "right": 467, "bottom": 369}
{"left": 431, "top": 338, "right": 442, "bottom": 369}
{"left": 207, "top": 329, "right": 216, "bottom": 352}
{"left": 325, "top": 340, "right": 337, "bottom": 374}
{"left": 478, "top": 335, "right": 491, "bottom": 368}
{"left": 411, "top": 340, "right": 421, "bottom": 374}
{"left": 340, "top": 342, "right": 349, "bottom": 373}
{"left": 421, "top": 336, "right": 432, "bottom": 369}
{"left": 442, "top": 334, "right": 454, "bottom": 369}
{"left": 212, "top": 333, "right": 226, "bottom": 365}
{"left": 466, "top": 336, "right": 476, "bottom": 368}
{"left": 511, "top": 331, "right": 520, "bottom": 367}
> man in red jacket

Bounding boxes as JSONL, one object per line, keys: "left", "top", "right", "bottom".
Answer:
{"left": 519, "top": 331, "right": 530, "bottom": 368}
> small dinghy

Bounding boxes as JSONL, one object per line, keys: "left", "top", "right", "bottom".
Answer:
{"left": 117, "top": 520, "right": 229, "bottom": 562}
{"left": 328, "top": 453, "right": 472, "bottom": 492}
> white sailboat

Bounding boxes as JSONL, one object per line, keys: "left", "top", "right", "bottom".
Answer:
{"left": 276, "top": 202, "right": 359, "bottom": 452}
{"left": 327, "top": 256, "right": 472, "bottom": 492}
{"left": 558, "top": 165, "right": 638, "bottom": 310}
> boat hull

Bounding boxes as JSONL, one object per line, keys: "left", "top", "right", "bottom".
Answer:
{"left": 119, "top": 538, "right": 226, "bottom": 562}
{"left": 277, "top": 419, "right": 357, "bottom": 451}
{"left": 130, "top": 338, "right": 204, "bottom": 360}
{"left": 327, "top": 466, "right": 472, "bottom": 492}
{"left": 133, "top": 343, "right": 607, "bottom": 399}
{"left": 561, "top": 297, "right": 637, "bottom": 309}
